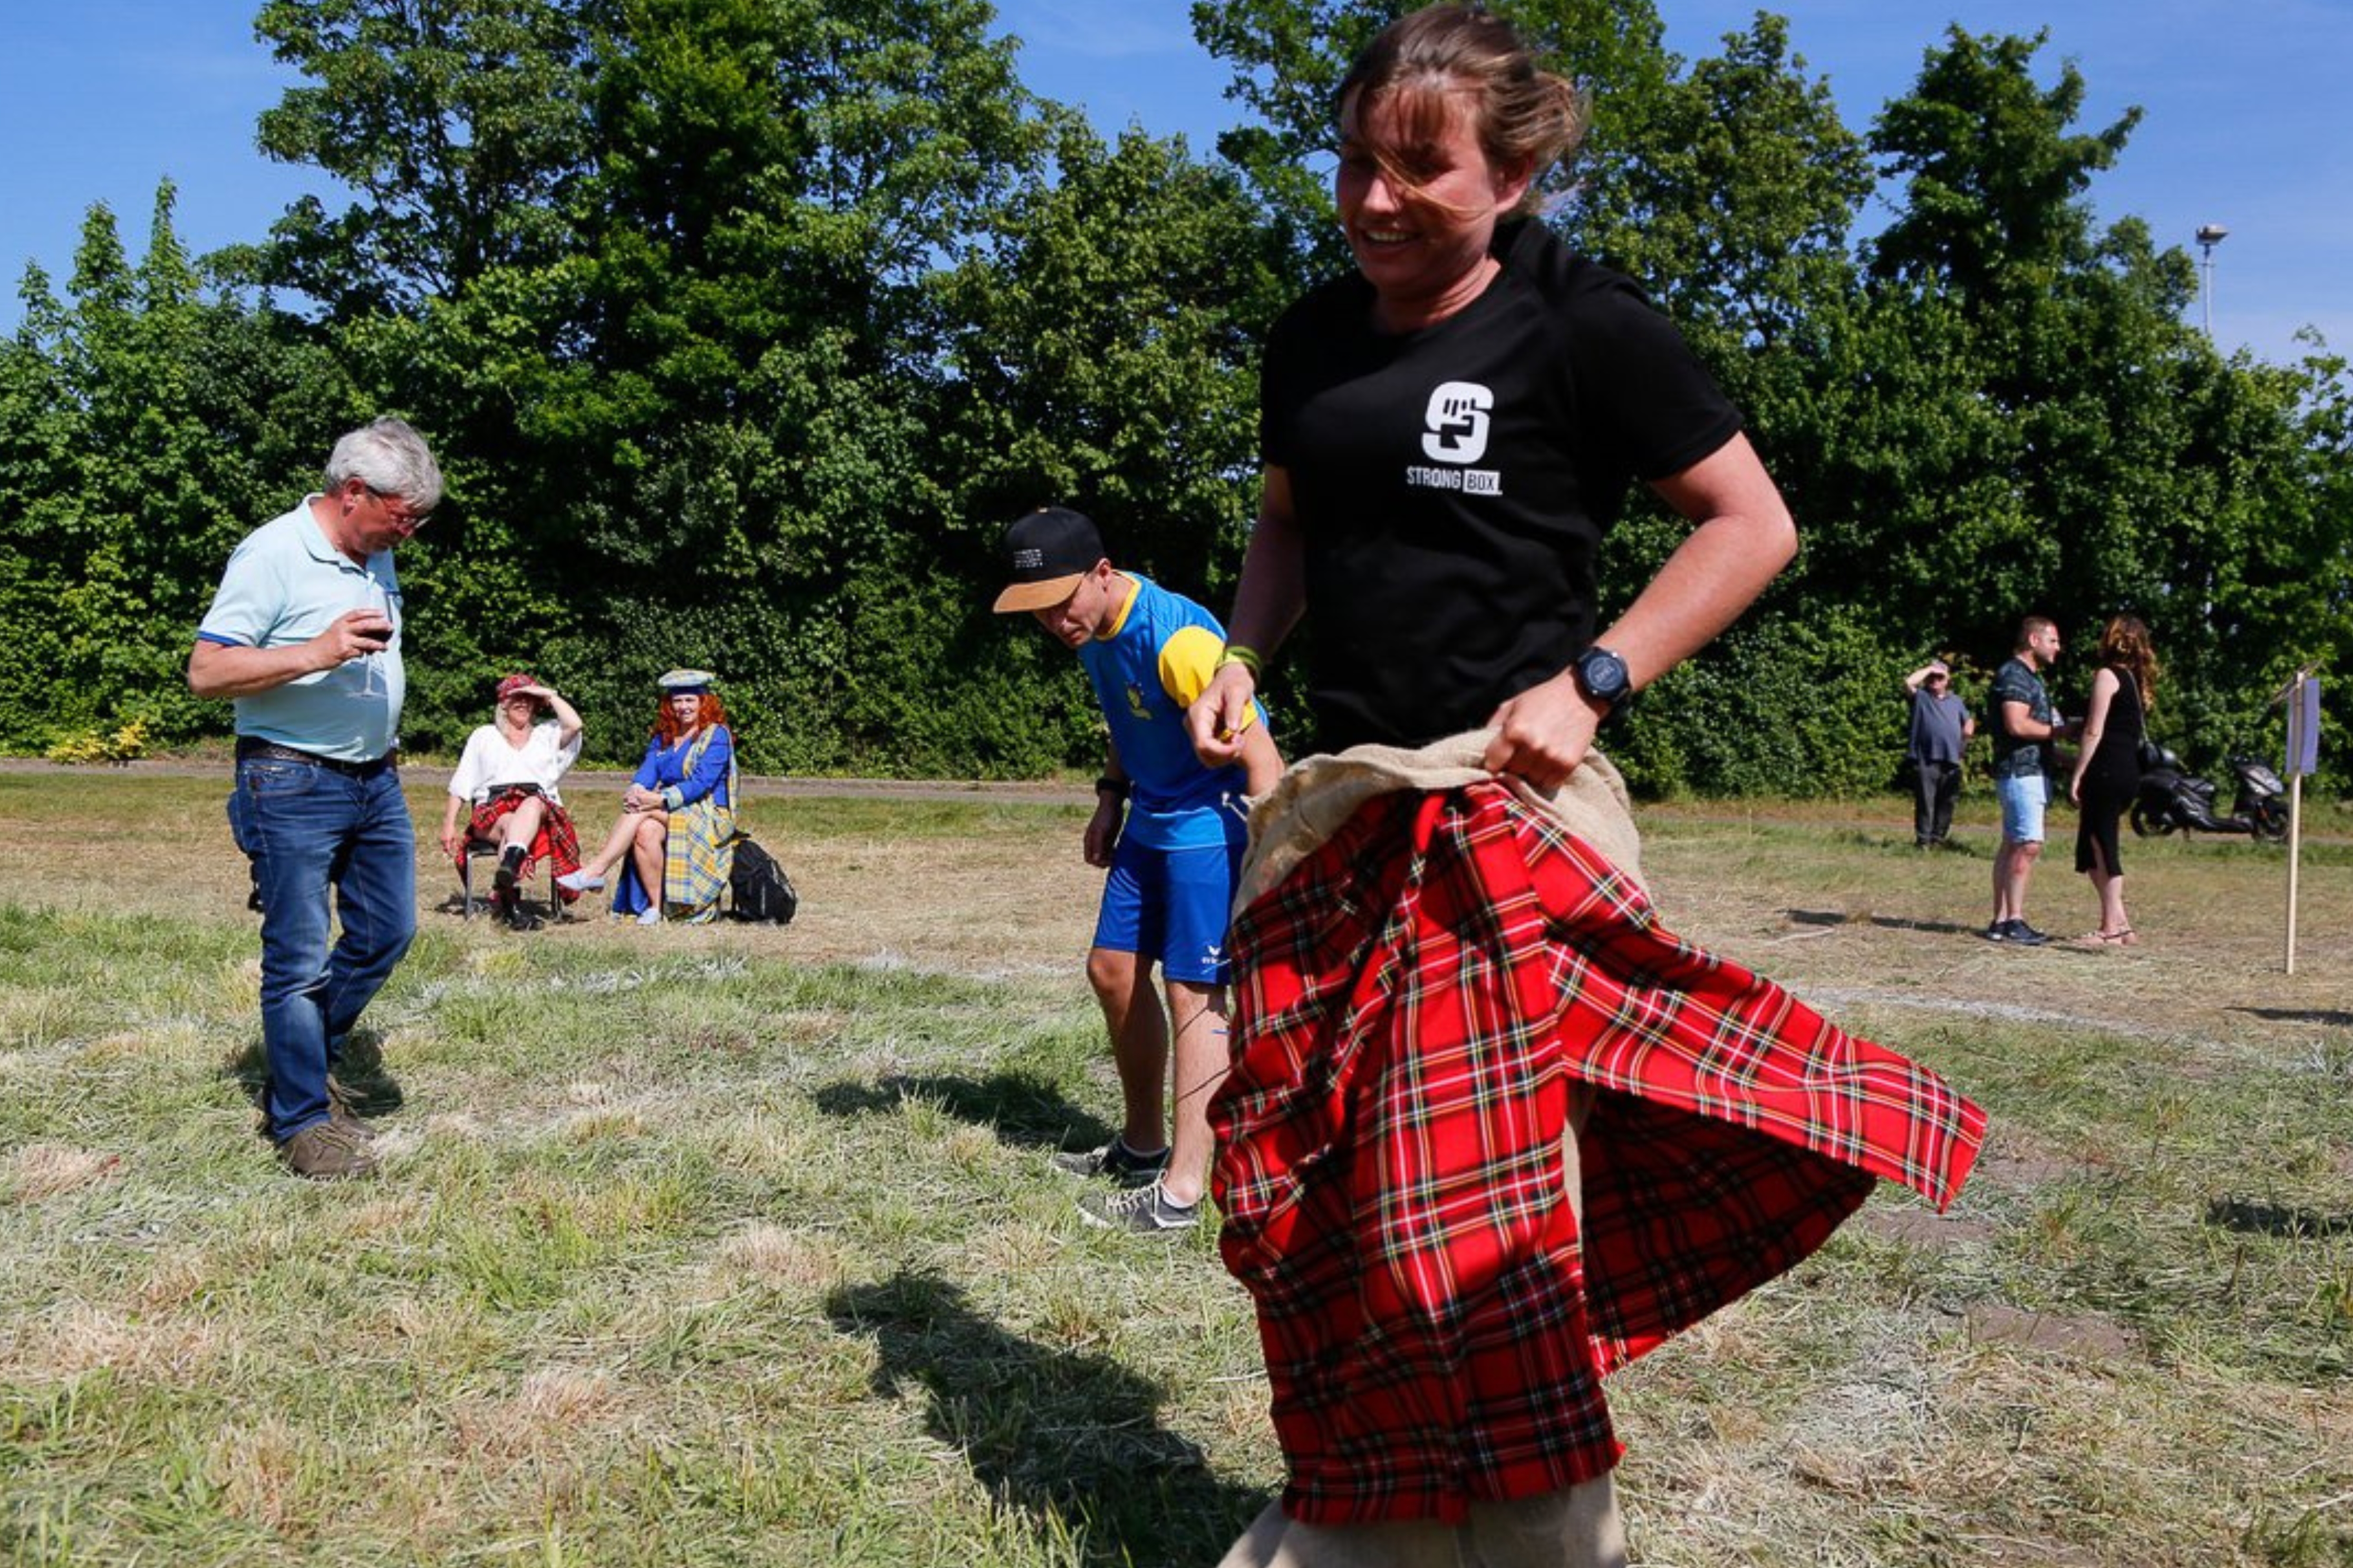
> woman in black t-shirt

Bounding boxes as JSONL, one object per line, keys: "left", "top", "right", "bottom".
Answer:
{"left": 1182, "top": 8, "right": 1818, "bottom": 1563}
{"left": 1188, "top": 15, "right": 1794, "bottom": 777}
{"left": 2067, "top": 615, "right": 2158, "bottom": 946}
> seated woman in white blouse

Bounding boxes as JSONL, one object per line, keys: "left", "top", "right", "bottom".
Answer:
{"left": 438, "top": 674, "right": 585, "bottom": 929}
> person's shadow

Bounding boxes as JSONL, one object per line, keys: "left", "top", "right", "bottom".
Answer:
{"left": 810, "top": 1071, "right": 1112, "bottom": 1154}
{"left": 219, "top": 1030, "right": 404, "bottom": 1121}
{"left": 826, "top": 1271, "right": 1265, "bottom": 1566}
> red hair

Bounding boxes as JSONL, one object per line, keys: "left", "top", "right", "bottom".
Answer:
{"left": 653, "top": 692, "right": 728, "bottom": 744}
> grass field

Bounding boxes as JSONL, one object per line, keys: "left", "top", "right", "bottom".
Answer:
{"left": 3, "top": 767, "right": 2350, "bottom": 1566}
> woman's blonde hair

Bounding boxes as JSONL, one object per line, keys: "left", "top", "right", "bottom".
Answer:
{"left": 1335, "top": 4, "right": 1587, "bottom": 215}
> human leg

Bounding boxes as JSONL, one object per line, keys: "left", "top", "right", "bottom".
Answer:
{"left": 1214, "top": 1476, "right": 1627, "bottom": 1568}
{"left": 1990, "top": 775, "right": 2047, "bottom": 936}
{"left": 239, "top": 758, "right": 354, "bottom": 1144}
{"left": 1087, "top": 945, "right": 1170, "bottom": 1158}
{"left": 323, "top": 768, "right": 418, "bottom": 1066}
{"left": 1911, "top": 760, "right": 1938, "bottom": 846}
{"left": 490, "top": 794, "right": 547, "bottom": 921}
{"left": 1084, "top": 841, "right": 1174, "bottom": 1157}
{"left": 561, "top": 804, "right": 641, "bottom": 887}
{"left": 1149, "top": 838, "right": 1247, "bottom": 1206}
{"left": 1929, "top": 762, "right": 1961, "bottom": 845}
{"left": 2080, "top": 839, "right": 2129, "bottom": 939}
{"left": 1156, "top": 978, "right": 1229, "bottom": 1207}
{"left": 498, "top": 793, "right": 546, "bottom": 852}
{"left": 627, "top": 810, "right": 670, "bottom": 917}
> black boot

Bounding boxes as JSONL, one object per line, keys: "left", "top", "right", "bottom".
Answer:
{"left": 492, "top": 846, "right": 540, "bottom": 930}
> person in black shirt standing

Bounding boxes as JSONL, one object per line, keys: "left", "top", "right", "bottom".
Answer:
{"left": 1985, "top": 617, "right": 2074, "bottom": 944}
{"left": 2067, "top": 616, "right": 2156, "bottom": 946}
{"left": 1187, "top": 6, "right": 1806, "bottom": 1562}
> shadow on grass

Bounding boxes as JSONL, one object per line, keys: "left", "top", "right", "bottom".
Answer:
{"left": 2232, "top": 1007, "right": 2353, "bottom": 1029}
{"left": 827, "top": 1271, "right": 1264, "bottom": 1567}
{"left": 810, "top": 1072, "right": 1111, "bottom": 1153}
{"left": 1785, "top": 909, "right": 1983, "bottom": 938}
{"left": 2206, "top": 1197, "right": 2353, "bottom": 1239}
{"left": 217, "top": 1030, "right": 405, "bottom": 1117}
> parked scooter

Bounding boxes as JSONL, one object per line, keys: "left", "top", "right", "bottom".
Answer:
{"left": 2130, "top": 746, "right": 2289, "bottom": 840}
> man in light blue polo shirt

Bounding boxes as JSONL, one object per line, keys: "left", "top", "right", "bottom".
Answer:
{"left": 189, "top": 417, "right": 442, "bottom": 1180}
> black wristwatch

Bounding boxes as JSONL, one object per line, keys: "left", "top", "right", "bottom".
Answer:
{"left": 1571, "top": 645, "right": 1633, "bottom": 720}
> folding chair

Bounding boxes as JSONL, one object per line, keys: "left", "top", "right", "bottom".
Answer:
{"left": 459, "top": 837, "right": 568, "bottom": 922}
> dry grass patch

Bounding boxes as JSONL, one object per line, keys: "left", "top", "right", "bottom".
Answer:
{"left": 9, "top": 1303, "right": 231, "bottom": 1381}
{"left": 7, "top": 1142, "right": 122, "bottom": 1202}
{"left": 715, "top": 1222, "right": 850, "bottom": 1294}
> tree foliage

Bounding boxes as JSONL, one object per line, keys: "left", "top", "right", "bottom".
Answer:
{"left": 2, "top": 1, "right": 2348, "bottom": 797}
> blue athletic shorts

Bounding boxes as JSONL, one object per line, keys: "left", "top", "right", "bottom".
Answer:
{"left": 1995, "top": 771, "right": 2048, "bottom": 845}
{"left": 1091, "top": 835, "right": 1246, "bottom": 985}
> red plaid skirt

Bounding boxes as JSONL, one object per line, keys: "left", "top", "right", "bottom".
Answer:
{"left": 1210, "top": 783, "right": 1985, "bottom": 1525}
{"left": 458, "top": 789, "right": 584, "bottom": 901}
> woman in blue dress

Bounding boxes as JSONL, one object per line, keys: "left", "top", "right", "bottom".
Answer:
{"left": 559, "top": 669, "right": 736, "bottom": 923}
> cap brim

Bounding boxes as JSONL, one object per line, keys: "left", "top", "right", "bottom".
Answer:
{"left": 993, "top": 574, "right": 1083, "bottom": 614}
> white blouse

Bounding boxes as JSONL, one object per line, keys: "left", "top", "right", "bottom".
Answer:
{"left": 447, "top": 719, "right": 582, "bottom": 806}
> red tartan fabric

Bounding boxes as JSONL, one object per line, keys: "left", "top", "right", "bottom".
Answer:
{"left": 459, "top": 789, "right": 584, "bottom": 902}
{"left": 1210, "top": 783, "right": 1986, "bottom": 1526}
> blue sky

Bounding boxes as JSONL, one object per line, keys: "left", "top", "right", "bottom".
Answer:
{"left": 3, "top": 1, "right": 2346, "bottom": 365}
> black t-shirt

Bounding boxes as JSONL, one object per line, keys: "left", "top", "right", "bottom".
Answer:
{"left": 1262, "top": 218, "right": 1743, "bottom": 751}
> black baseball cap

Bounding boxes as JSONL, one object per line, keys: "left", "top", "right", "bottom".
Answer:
{"left": 993, "top": 506, "right": 1106, "bottom": 613}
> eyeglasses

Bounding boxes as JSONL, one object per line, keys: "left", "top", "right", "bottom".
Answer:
{"left": 367, "top": 486, "right": 432, "bottom": 530}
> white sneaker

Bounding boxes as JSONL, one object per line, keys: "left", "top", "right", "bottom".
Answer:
{"left": 635, "top": 905, "right": 662, "bottom": 926}
{"left": 556, "top": 869, "right": 605, "bottom": 893}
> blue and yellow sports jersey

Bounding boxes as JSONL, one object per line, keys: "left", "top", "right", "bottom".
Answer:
{"left": 1078, "top": 574, "right": 1264, "bottom": 851}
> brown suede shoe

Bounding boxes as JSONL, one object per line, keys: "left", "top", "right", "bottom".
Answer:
{"left": 326, "top": 1077, "right": 367, "bottom": 1130}
{"left": 281, "top": 1121, "right": 379, "bottom": 1180}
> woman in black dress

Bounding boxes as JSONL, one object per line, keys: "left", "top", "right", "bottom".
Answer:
{"left": 2068, "top": 615, "right": 2157, "bottom": 946}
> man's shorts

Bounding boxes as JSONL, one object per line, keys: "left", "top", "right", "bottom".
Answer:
{"left": 1995, "top": 771, "right": 2047, "bottom": 845}
{"left": 1092, "top": 835, "right": 1246, "bottom": 986}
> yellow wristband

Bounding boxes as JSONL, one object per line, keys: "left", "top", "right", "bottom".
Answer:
{"left": 1217, "top": 644, "right": 1264, "bottom": 681}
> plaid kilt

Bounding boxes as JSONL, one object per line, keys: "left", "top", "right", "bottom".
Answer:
{"left": 1210, "top": 783, "right": 1986, "bottom": 1526}
{"left": 460, "top": 789, "right": 584, "bottom": 902}
{"left": 662, "top": 795, "right": 736, "bottom": 923}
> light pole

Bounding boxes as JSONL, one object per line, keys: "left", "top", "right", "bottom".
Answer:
{"left": 2195, "top": 223, "right": 2229, "bottom": 338}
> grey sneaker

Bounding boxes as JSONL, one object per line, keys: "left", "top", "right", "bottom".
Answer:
{"left": 1079, "top": 1178, "right": 1200, "bottom": 1234}
{"left": 1051, "top": 1138, "right": 1170, "bottom": 1187}
{"left": 280, "top": 1121, "right": 379, "bottom": 1181}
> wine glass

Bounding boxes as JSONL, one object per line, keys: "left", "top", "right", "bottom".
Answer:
{"left": 358, "top": 578, "right": 393, "bottom": 697}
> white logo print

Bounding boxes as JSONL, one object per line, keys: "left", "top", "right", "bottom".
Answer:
{"left": 1421, "top": 381, "right": 1493, "bottom": 464}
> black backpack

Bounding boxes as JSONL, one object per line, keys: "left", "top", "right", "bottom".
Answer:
{"left": 729, "top": 835, "right": 799, "bottom": 924}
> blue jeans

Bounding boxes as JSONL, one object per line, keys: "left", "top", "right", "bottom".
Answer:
{"left": 238, "top": 757, "right": 417, "bottom": 1141}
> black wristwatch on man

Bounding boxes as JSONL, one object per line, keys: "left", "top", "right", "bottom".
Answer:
{"left": 1571, "top": 645, "right": 1633, "bottom": 723}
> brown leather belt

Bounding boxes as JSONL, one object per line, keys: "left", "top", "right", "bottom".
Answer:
{"left": 235, "top": 736, "right": 398, "bottom": 778}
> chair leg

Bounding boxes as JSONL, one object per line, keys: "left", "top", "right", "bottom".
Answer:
{"left": 460, "top": 852, "right": 477, "bottom": 919}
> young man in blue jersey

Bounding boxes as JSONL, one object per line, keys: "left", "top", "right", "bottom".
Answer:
{"left": 996, "top": 507, "right": 1283, "bottom": 1233}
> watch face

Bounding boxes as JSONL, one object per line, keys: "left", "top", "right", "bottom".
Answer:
{"left": 1578, "top": 647, "right": 1629, "bottom": 703}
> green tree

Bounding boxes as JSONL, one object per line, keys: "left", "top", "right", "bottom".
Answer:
{"left": 937, "top": 115, "right": 1284, "bottom": 596}
{"left": 0, "top": 188, "right": 352, "bottom": 752}
{"left": 252, "top": 0, "right": 593, "bottom": 315}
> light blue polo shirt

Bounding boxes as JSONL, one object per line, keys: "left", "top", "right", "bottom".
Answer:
{"left": 196, "top": 498, "right": 404, "bottom": 762}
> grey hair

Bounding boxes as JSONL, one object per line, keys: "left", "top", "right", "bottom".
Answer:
{"left": 324, "top": 417, "right": 443, "bottom": 514}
